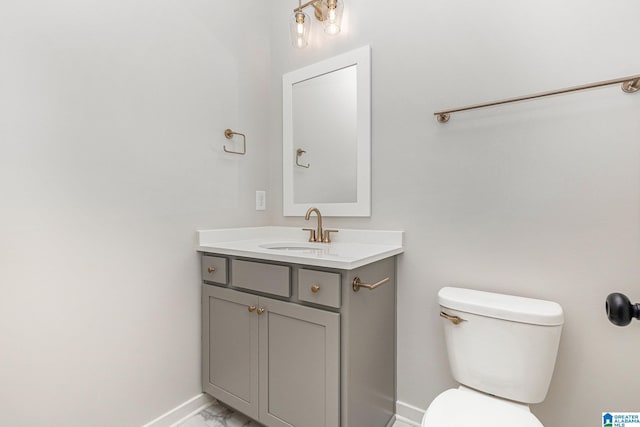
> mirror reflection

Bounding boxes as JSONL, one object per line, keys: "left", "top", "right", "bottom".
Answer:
{"left": 293, "top": 65, "right": 357, "bottom": 204}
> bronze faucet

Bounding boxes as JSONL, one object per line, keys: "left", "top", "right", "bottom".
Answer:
{"left": 303, "top": 207, "right": 338, "bottom": 243}
{"left": 304, "top": 207, "right": 323, "bottom": 242}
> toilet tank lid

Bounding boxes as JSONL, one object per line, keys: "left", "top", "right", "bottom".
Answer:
{"left": 439, "top": 287, "right": 564, "bottom": 326}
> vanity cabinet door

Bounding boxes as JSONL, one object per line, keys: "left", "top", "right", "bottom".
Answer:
{"left": 202, "top": 285, "right": 259, "bottom": 420}
{"left": 258, "top": 297, "right": 340, "bottom": 427}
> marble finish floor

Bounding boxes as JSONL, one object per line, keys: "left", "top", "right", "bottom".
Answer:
{"left": 177, "top": 400, "right": 262, "bottom": 427}
{"left": 178, "top": 399, "right": 413, "bottom": 427}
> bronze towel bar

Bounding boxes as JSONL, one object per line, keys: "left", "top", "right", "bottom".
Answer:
{"left": 434, "top": 74, "right": 640, "bottom": 123}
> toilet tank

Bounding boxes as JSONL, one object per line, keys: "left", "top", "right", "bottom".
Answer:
{"left": 438, "top": 287, "right": 564, "bottom": 404}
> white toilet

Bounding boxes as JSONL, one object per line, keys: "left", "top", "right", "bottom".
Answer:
{"left": 422, "top": 287, "right": 564, "bottom": 426}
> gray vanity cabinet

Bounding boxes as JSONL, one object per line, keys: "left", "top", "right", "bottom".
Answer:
{"left": 201, "top": 255, "right": 396, "bottom": 427}
{"left": 202, "top": 284, "right": 339, "bottom": 427}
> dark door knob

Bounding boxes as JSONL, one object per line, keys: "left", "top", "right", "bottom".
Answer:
{"left": 605, "top": 293, "right": 640, "bottom": 326}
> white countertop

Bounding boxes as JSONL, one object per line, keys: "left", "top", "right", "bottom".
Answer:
{"left": 197, "top": 226, "right": 404, "bottom": 270}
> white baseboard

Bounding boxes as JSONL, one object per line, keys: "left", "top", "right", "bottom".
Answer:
{"left": 395, "top": 400, "right": 425, "bottom": 426}
{"left": 394, "top": 414, "right": 421, "bottom": 427}
{"left": 385, "top": 415, "right": 397, "bottom": 427}
{"left": 142, "top": 393, "right": 215, "bottom": 427}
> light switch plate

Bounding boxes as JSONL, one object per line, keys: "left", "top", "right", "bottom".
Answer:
{"left": 255, "top": 190, "right": 266, "bottom": 210}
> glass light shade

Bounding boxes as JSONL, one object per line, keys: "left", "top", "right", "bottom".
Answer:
{"left": 290, "top": 11, "right": 311, "bottom": 48}
{"left": 322, "top": 0, "right": 343, "bottom": 35}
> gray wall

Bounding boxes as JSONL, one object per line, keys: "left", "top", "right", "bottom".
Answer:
{"left": 0, "top": 1, "right": 270, "bottom": 425}
{"left": 267, "top": 0, "right": 640, "bottom": 425}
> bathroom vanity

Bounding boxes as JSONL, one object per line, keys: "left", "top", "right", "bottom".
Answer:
{"left": 197, "top": 227, "right": 403, "bottom": 427}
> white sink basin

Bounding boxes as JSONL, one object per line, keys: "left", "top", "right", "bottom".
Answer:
{"left": 259, "top": 242, "right": 324, "bottom": 251}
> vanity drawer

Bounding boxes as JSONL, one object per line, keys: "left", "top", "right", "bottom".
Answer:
{"left": 298, "top": 269, "right": 341, "bottom": 308}
{"left": 202, "top": 255, "right": 228, "bottom": 284}
{"left": 231, "top": 260, "right": 290, "bottom": 297}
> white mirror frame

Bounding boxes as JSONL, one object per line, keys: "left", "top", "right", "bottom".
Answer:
{"left": 283, "top": 45, "right": 371, "bottom": 217}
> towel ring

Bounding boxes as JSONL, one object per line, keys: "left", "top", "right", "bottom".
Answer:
{"left": 296, "top": 148, "right": 310, "bottom": 168}
{"left": 224, "top": 129, "right": 246, "bottom": 155}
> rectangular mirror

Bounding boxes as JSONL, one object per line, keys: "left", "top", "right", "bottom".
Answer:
{"left": 283, "top": 46, "right": 371, "bottom": 216}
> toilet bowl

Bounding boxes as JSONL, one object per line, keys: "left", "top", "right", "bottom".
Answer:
{"left": 421, "top": 287, "right": 564, "bottom": 427}
{"left": 421, "top": 386, "right": 542, "bottom": 427}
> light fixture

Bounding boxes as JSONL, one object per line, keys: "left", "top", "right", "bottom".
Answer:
{"left": 290, "top": 0, "right": 311, "bottom": 48}
{"left": 290, "top": 0, "right": 344, "bottom": 48}
{"left": 322, "top": 0, "right": 343, "bottom": 36}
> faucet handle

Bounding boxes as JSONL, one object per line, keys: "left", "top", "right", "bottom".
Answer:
{"left": 322, "top": 229, "right": 338, "bottom": 243}
{"left": 302, "top": 228, "right": 317, "bottom": 242}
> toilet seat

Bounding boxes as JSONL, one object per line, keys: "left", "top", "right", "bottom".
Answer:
{"left": 421, "top": 387, "right": 543, "bottom": 427}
